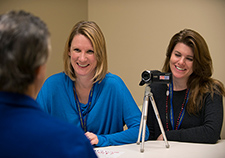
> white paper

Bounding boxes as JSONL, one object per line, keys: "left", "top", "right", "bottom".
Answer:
{"left": 94, "top": 149, "right": 124, "bottom": 158}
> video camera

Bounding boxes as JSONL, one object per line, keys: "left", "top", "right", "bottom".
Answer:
{"left": 139, "top": 70, "right": 172, "bottom": 86}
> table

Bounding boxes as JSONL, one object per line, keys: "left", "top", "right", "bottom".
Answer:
{"left": 95, "top": 140, "right": 225, "bottom": 158}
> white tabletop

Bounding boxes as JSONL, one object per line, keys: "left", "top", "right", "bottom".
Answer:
{"left": 95, "top": 140, "right": 225, "bottom": 158}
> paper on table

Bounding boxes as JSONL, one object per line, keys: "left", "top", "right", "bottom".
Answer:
{"left": 94, "top": 149, "right": 124, "bottom": 158}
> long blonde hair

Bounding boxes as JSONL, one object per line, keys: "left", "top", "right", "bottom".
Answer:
{"left": 63, "top": 21, "right": 108, "bottom": 83}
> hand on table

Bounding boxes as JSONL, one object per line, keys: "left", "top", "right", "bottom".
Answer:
{"left": 85, "top": 131, "right": 99, "bottom": 145}
{"left": 157, "top": 134, "right": 164, "bottom": 141}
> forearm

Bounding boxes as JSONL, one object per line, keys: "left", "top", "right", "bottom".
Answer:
{"left": 166, "top": 94, "right": 223, "bottom": 144}
{"left": 166, "top": 124, "right": 221, "bottom": 144}
{"left": 96, "top": 125, "right": 149, "bottom": 147}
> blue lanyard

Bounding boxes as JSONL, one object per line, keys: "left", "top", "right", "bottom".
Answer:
{"left": 169, "top": 83, "right": 189, "bottom": 130}
{"left": 74, "top": 85, "right": 94, "bottom": 132}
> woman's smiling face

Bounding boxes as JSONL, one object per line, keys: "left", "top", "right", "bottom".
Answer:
{"left": 68, "top": 34, "right": 97, "bottom": 79}
{"left": 170, "top": 42, "right": 194, "bottom": 82}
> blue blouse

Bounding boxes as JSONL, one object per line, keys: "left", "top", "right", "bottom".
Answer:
{"left": 0, "top": 92, "right": 97, "bottom": 157}
{"left": 36, "top": 72, "right": 149, "bottom": 147}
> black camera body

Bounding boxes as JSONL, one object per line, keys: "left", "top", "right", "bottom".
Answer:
{"left": 139, "top": 70, "right": 172, "bottom": 86}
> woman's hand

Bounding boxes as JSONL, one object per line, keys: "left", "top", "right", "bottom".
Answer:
{"left": 157, "top": 134, "right": 164, "bottom": 141}
{"left": 85, "top": 131, "right": 99, "bottom": 145}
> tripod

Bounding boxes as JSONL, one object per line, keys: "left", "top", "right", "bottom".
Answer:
{"left": 137, "top": 84, "right": 170, "bottom": 152}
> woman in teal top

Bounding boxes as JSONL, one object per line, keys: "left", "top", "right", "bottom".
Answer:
{"left": 37, "top": 21, "right": 149, "bottom": 147}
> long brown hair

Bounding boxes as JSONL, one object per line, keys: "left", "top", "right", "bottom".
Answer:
{"left": 162, "top": 29, "right": 225, "bottom": 115}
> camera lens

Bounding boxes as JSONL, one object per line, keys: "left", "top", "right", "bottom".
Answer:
{"left": 142, "top": 71, "right": 151, "bottom": 82}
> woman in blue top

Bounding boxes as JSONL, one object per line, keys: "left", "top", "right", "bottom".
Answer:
{"left": 37, "top": 21, "right": 149, "bottom": 147}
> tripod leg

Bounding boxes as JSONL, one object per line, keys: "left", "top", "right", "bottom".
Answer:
{"left": 140, "top": 96, "right": 149, "bottom": 152}
{"left": 136, "top": 101, "right": 144, "bottom": 145}
{"left": 149, "top": 94, "right": 170, "bottom": 148}
{"left": 137, "top": 85, "right": 151, "bottom": 152}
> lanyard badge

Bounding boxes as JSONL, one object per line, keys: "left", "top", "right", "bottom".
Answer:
{"left": 169, "top": 83, "right": 189, "bottom": 130}
{"left": 74, "top": 85, "right": 94, "bottom": 132}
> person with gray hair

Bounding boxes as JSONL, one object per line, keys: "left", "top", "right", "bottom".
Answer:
{"left": 0, "top": 10, "right": 97, "bottom": 158}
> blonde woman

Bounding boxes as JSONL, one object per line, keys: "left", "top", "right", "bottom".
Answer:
{"left": 37, "top": 21, "right": 149, "bottom": 147}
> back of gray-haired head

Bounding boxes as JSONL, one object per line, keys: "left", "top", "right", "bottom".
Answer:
{"left": 0, "top": 10, "right": 50, "bottom": 93}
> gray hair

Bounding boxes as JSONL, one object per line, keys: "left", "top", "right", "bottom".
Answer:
{"left": 0, "top": 10, "right": 50, "bottom": 93}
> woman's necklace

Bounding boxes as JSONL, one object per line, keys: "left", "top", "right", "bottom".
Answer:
{"left": 73, "top": 84, "right": 94, "bottom": 132}
{"left": 165, "top": 83, "right": 189, "bottom": 131}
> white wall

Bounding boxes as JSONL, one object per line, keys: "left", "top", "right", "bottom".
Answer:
{"left": 0, "top": 0, "right": 88, "bottom": 78}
